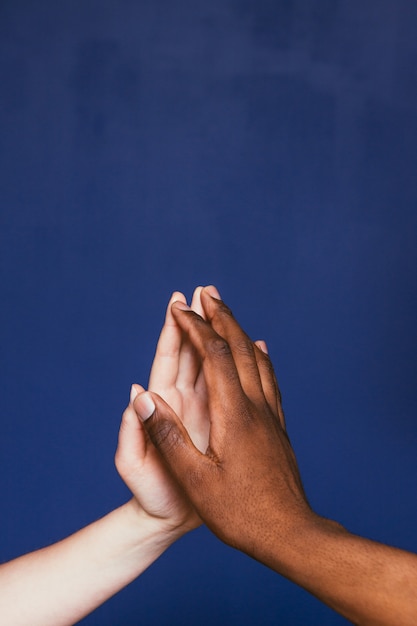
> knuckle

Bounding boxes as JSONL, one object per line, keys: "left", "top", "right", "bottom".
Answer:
{"left": 233, "top": 337, "right": 254, "bottom": 358}
{"left": 149, "top": 418, "right": 182, "bottom": 456}
{"left": 114, "top": 449, "right": 133, "bottom": 480}
{"left": 114, "top": 449, "right": 123, "bottom": 473}
{"left": 120, "top": 407, "right": 130, "bottom": 426}
{"left": 206, "top": 336, "right": 231, "bottom": 358}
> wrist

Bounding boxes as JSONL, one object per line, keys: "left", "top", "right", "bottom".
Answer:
{"left": 246, "top": 507, "right": 347, "bottom": 582}
{"left": 269, "top": 513, "right": 417, "bottom": 625}
{"left": 279, "top": 512, "right": 347, "bottom": 575}
{"left": 123, "top": 498, "right": 197, "bottom": 549}
{"left": 265, "top": 511, "right": 355, "bottom": 610}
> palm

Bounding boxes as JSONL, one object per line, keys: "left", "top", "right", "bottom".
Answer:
{"left": 157, "top": 371, "right": 209, "bottom": 453}
{"left": 120, "top": 289, "right": 210, "bottom": 527}
{"left": 148, "top": 288, "right": 210, "bottom": 453}
{"left": 116, "top": 288, "right": 211, "bottom": 529}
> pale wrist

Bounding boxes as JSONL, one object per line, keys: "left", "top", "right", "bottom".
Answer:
{"left": 122, "top": 498, "right": 192, "bottom": 550}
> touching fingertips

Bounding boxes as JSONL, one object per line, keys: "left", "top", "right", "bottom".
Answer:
{"left": 191, "top": 286, "right": 205, "bottom": 317}
{"left": 169, "top": 291, "right": 186, "bottom": 304}
{"left": 172, "top": 300, "right": 191, "bottom": 312}
{"left": 166, "top": 292, "right": 187, "bottom": 321}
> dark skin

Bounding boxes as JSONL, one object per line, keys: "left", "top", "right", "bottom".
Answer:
{"left": 133, "top": 286, "right": 417, "bottom": 626}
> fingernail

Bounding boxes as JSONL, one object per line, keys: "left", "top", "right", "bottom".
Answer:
{"left": 134, "top": 392, "right": 155, "bottom": 422}
{"left": 172, "top": 301, "right": 191, "bottom": 311}
{"left": 170, "top": 291, "right": 185, "bottom": 303}
{"left": 205, "top": 285, "right": 221, "bottom": 300}
{"left": 130, "top": 384, "right": 140, "bottom": 404}
{"left": 256, "top": 340, "right": 268, "bottom": 355}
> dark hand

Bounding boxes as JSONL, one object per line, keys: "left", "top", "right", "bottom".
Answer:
{"left": 134, "top": 288, "right": 417, "bottom": 625}
{"left": 133, "top": 287, "right": 314, "bottom": 567}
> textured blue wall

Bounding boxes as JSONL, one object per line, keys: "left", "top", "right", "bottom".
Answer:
{"left": 1, "top": 2, "right": 416, "bottom": 624}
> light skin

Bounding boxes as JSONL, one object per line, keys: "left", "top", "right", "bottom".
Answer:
{"left": 0, "top": 292, "right": 208, "bottom": 626}
{"left": 133, "top": 285, "right": 417, "bottom": 626}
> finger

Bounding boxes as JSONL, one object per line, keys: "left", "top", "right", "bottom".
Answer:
{"left": 133, "top": 390, "right": 215, "bottom": 500}
{"left": 202, "top": 284, "right": 221, "bottom": 305}
{"left": 190, "top": 285, "right": 205, "bottom": 318}
{"left": 253, "top": 342, "right": 286, "bottom": 429}
{"left": 254, "top": 340, "right": 268, "bottom": 355}
{"left": 149, "top": 291, "right": 187, "bottom": 392}
{"left": 115, "top": 385, "right": 148, "bottom": 472}
{"left": 176, "top": 286, "right": 204, "bottom": 389}
{"left": 194, "top": 365, "right": 207, "bottom": 397}
{"left": 200, "top": 288, "right": 265, "bottom": 405}
{"left": 130, "top": 383, "right": 145, "bottom": 404}
{"left": 171, "top": 302, "right": 248, "bottom": 442}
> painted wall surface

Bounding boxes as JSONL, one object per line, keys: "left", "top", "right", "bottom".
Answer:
{"left": 1, "top": 2, "right": 416, "bottom": 624}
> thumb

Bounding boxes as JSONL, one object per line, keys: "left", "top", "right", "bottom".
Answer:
{"left": 132, "top": 390, "right": 204, "bottom": 489}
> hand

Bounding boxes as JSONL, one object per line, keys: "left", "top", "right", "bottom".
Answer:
{"left": 148, "top": 287, "right": 210, "bottom": 453}
{"left": 115, "top": 288, "right": 211, "bottom": 534}
{"left": 132, "top": 286, "right": 314, "bottom": 561}
{"left": 133, "top": 287, "right": 417, "bottom": 626}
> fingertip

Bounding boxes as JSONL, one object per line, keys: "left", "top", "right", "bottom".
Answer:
{"left": 190, "top": 285, "right": 205, "bottom": 317}
{"left": 171, "top": 300, "right": 191, "bottom": 312}
{"left": 203, "top": 285, "right": 221, "bottom": 300}
{"left": 191, "top": 286, "right": 204, "bottom": 304}
{"left": 255, "top": 340, "right": 268, "bottom": 355}
{"left": 166, "top": 291, "right": 187, "bottom": 321}
{"left": 170, "top": 291, "right": 186, "bottom": 304}
{"left": 130, "top": 383, "right": 145, "bottom": 404}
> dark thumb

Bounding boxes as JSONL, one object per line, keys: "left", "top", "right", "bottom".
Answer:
{"left": 133, "top": 391, "right": 201, "bottom": 483}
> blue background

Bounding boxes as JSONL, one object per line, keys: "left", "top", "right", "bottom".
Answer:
{"left": 1, "top": 2, "right": 416, "bottom": 624}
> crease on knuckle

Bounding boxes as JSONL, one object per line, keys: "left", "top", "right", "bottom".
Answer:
{"left": 150, "top": 419, "right": 182, "bottom": 455}
{"left": 206, "top": 336, "right": 231, "bottom": 359}
{"left": 233, "top": 337, "right": 254, "bottom": 358}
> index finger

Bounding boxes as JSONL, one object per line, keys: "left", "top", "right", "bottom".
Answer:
{"left": 171, "top": 301, "right": 248, "bottom": 443}
{"left": 199, "top": 288, "right": 265, "bottom": 406}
